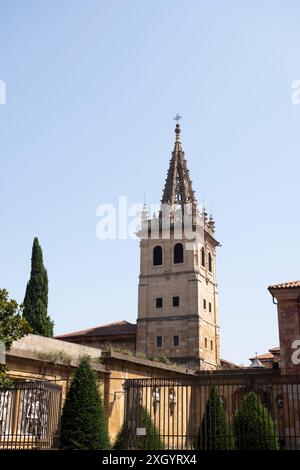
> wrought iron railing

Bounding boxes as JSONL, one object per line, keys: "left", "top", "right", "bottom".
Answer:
{"left": 124, "top": 373, "right": 300, "bottom": 450}
{"left": 0, "top": 381, "right": 62, "bottom": 449}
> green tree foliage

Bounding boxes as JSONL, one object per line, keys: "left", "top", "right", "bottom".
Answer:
{"left": 23, "top": 237, "right": 54, "bottom": 337}
{"left": 196, "top": 385, "right": 234, "bottom": 450}
{"left": 113, "top": 407, "right": 164, "bottom": 450}
{"left": 112, "top": 424, "right": 127, "bottom": 450}
{"left": 233, "top": 391, "right": 279, "bottom": 450}
{"left": 0, "top": 289, "right": 31, "bottom": 386}
{"left": 60, "top": 356, "right": 110, "bottom": 450}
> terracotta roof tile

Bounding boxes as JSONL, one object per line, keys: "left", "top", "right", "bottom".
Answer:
{"left": 268, "top": 281, "right": 300, "bottom": 289}
{"left": 269, "top": 346, "right": 280, "bottom": 353}
{"left": 250, "top": 353, "right": 274, "bottom": 361}
{"left": 249, "top": 346, "right": 280, "bottom": 361}
{"left": 55, "top": 321, "right": 137, "bottom": 339}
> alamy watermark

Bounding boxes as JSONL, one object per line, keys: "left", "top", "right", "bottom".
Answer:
{"left": 291, "top": 338, "right": 300, "bottom": 365}
{"left": 96, "top": 197, "right": 205, "bottom": 250}
{"left": 0, "top": 80, "right": 6, "bottom": 104}
{"left": 291, "top": 80, "right": 300, "bottom": 104}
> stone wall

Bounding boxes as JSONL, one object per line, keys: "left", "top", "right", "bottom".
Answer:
{"left": 5, "top": 334, "right": 196, "bottom": 444}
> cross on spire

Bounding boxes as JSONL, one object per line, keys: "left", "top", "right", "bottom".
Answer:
{"left": 173, "top": 113, "right": 182, "bottom": 123}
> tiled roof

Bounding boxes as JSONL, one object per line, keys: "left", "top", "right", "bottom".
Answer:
{"left": 249, "top": 353, "right": 274, "bottom": 361}
{"left": 55, "top": 321, "right": 137, "bottom": 339}
{"left": 220, "top": 359, "right": 241, "bottom": 369}
{"left": 268, "top": 281, "right": 300, "bottom": 289}
{"left": 269, "top": 346, "right": 280, "bottom": 353}
{"left": 249, "top": 346, "right": 280, "bottom": 362}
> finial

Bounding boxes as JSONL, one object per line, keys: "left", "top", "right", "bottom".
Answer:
{"left": 173, "top": 113, "right": 182, "bottom": 123}
{"left": 208, "top": 214, "right": 215, "bottom": 232}
{"left": 173, "top": 114, "right": 182, "bottom": 142}
{"left": 200, "top": 205, "right": 208, "bottom": 225}
{"left": 141, "top": 197, "right": 148, "bottom": 235}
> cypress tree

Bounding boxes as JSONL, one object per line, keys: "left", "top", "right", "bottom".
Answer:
{"left": 113, "top": 424, "right": 127, "bottom": 450}
{"left": 60, "top": 356, "right": 110, "bottom": 450}
{"left": 23, "top": 237, "right": 54, "bottom": 337}
{"left": 113, "top": 407, "right": 164, "bottom": 450}
{"left": 196, "top": 385, "right": 234, "bottom": 450}
{"left": 233, "top": 391, "right": 279, "bottom": 450}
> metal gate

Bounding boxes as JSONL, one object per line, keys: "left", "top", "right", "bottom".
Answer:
{"left": 0, "top": 381, "right": 62, "bottom": 449}
{"left": 124, "top": 374, "right": 300, "bottom": 450}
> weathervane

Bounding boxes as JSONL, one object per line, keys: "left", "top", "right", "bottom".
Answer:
{"left": 173, "top": 113, "right": 182, "bottom": 123}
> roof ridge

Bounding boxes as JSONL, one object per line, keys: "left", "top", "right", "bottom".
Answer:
{"left": 269, "top": 280, "right": 300, "bottom": 289}
{"left": 55, "top": 320, "right": 136, "bottom": 339}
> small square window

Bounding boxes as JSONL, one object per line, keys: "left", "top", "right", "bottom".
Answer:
{"left": 209, "top": 302, "right": 212, "bottom": 313}
{"left": 156, "top": 298, "right": 163, "bottom": 308}
{"left": 173, "top": 335, "right": 180, "bottom": 347}
{"left": 203, "top": 299, "right": 207, "bottom": 309}
{"left": 173, "top": 296, "right": 180, "bottom": 307}
{"left": 156, "top": 336, "right": 163, "bottom": 348}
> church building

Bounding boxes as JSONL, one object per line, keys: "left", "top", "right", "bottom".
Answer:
{"left": 56, "top": 122, "right": 221, "bottom": 370}
{"left": 4, "top": 122, "right": 300, "bottom": 448}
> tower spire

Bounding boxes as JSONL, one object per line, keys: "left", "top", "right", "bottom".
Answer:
{"left": 136, "top": 118, "right": 220, "bottom": 371}
{"left": 161, "top": 118, "right": 197, "bottom": 215}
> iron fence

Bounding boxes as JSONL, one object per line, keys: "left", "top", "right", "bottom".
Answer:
{"left": 0, "top": 381, "right": 62, "bottom": 449}
{"left": 124, "top": 373, "right": 300, "bottom": 450}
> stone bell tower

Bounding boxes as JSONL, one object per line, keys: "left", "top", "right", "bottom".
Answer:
{"left": 136, "top": 121, "right": 220, "bottom": 370}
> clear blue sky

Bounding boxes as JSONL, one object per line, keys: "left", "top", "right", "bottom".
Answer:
{"left": 1, "top": 0, "right": 300, "bottom": 365}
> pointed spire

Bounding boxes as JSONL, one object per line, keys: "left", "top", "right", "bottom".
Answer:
{"left": 141, "top": 198, "right": 148, "bottom": 223}
{"left": 208, "top": 214, "right": 216, "bottom": 233}
{"left": 161, "top": 122, "right": 196, "bottom": 209}
{"left": 140, "top": 199, "right": 148, "bottom": 238}
{"left": 200, "top": 205, "right": 208, "bottom": 225}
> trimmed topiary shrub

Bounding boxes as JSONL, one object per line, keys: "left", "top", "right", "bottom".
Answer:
{"left": 233, "top": 391, "right": 279, "bottom": 450}
{"left": 196, "top": 385, "right": 234, "bottom": 450}
{"left": 60, "top": 356, "right": 110, "bottom": 449}
{"left": 113, "top": 407, "right": 164, "bottom": 450}
{"left": 113, "top": 424, "right": 127, "bottom": 450}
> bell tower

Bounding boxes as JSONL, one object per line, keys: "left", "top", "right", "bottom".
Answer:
{"left": 136, "top": 121, "right": 220, "bottom": 370}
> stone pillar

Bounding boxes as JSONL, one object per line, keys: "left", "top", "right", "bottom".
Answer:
{"left": 269, "top": 282, "right": 300, "bottom": 448}
{"left": 268, "top": 282, "right": 300, "bottom": 375}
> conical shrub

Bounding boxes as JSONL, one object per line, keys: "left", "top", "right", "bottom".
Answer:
{"left": 60, "top": 356, "right": 110, "bottom": 449}
{"left": 114, "top": 407, "right": 164, "bottom": 450}
{"left": 233, "top": 391, "right": 278, "bottom": 450}
{"left": 196, "top": 385, "right": 234, "bottom": 450}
